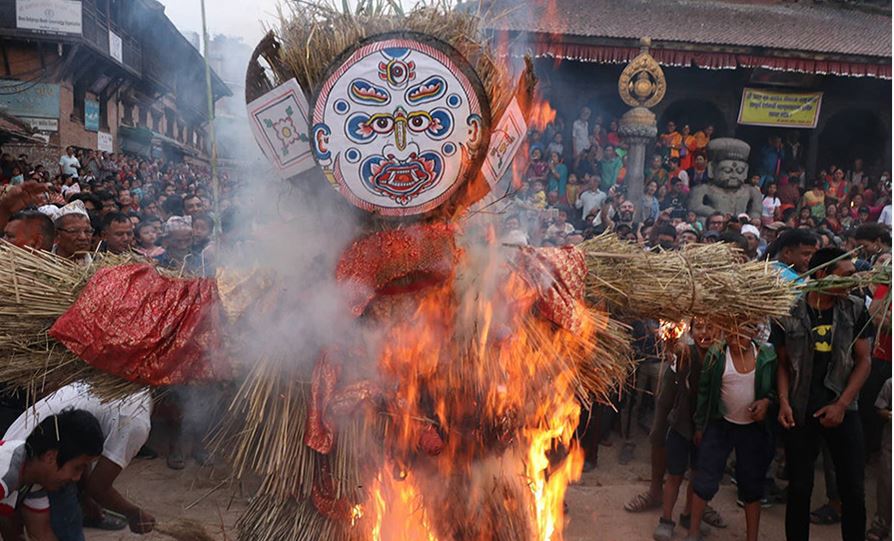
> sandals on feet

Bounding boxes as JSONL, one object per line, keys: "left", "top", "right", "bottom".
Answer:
{"left": 624, "top": 491, "right": 661, "bottom": 513}
{"left": 702, "top": 505, "right": 727, "bottom": 529}
{"left": 83, "top": 510, "right": 128, "bottom": 531}
{"left": 810, "top": 503, "right": 841, "bottom": 525}
{"left": 166, "top": 452, "right": 185, "bottom": 470}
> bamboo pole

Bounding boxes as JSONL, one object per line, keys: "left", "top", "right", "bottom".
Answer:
{"left": 200, "top": 0, "right": 222, "bottom": 242}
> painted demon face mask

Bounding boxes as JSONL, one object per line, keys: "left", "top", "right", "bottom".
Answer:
{"left": 311, "top": 34, "right": 489, "bottom": 216}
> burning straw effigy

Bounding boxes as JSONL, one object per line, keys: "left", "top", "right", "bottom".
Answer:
{"left": 0, "top": 2, "right": 814, "bottom": 541}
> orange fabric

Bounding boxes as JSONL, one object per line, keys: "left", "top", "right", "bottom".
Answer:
{"left": 680, "top": 135, "right": 697, "bottom": 170}
{"left": 661, "top": 131, "right": 682, "bottom": 158}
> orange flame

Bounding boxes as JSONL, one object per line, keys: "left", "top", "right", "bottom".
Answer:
{"left": 348, "top": 236, "right": 592, "bottom": 541}
{"left": 511, "top": 95, "right": 556, "bottom": 190}
{"left": 659, "top": 319, "right": 690, "bottom": 342}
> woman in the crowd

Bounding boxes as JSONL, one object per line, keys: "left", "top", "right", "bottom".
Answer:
{"left": 800, "top": 179, "right": 826, "bottom": 222}
{"left": 761, "top": 182, "right": 782, "bottom": 226}
{"left": 821, "top": 203, "right": 844, "bottom": 234}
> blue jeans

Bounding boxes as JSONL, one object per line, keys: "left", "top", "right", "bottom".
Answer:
{"left": 692, "top": 420, "right": 773, "bottom": 503}
{"left": 48, "top": 484, "right": 84, "bottom": 541}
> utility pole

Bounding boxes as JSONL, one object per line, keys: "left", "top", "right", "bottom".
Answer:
{"left": 200, "top": 0, "right": 221, "bottom": 239}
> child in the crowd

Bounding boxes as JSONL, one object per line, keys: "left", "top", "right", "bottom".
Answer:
{"left": 134, "top": 221, "right": 164, "bottom": 258}
{"left": 686, "top": 323, "right": 776, "bottom": 541}
{"left": 653, "top": 318, "right": 719, "bottom": 541}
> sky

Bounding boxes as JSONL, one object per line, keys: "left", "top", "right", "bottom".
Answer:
{"left": 158, "top": 0, "right": 281, "bottom": 47}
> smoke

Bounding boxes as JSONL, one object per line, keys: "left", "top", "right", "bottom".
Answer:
{"left": 189, "top": 5, "right": 588, "bottom": 538}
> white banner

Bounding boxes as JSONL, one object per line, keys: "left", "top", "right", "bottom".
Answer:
{"left": 16, "top": 0, "right": 82, "bottom": 35}
{"left": 97, "top": 131, "right": 113, "bottom": 152}
{"left": 21, "top": 117, "right": 59, "bottom": 132}
{"left": 109, "top": 30, "right": 123, "bottom": 63}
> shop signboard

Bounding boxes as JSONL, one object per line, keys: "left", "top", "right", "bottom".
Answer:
{"left": 0, "top": 80, "right": 60, "bottom": 119}
{"left": 21, "top": 117, "right": 59, "bottom": 132}
{"left": 85, "top": 99, "right": 99, "bottom": 131}
{"left": 16, "top": 0, "right": 82, "bottom": 35}
{"left": 109, "top": 30, "right": 123, "bottom": 63}
{"left": 97, "top": 131, "right": 114, "bottom": 152}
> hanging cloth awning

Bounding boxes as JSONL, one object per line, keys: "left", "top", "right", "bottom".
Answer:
{"left": 524, "top": 42, "right": 892, "bottom": 79}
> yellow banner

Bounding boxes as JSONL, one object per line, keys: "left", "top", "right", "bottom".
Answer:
{"left": 737, "top": 88, "right": 823, "bottom": 128}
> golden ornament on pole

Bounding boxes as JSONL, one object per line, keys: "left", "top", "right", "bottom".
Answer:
{"left": 618, "top": 37, "right": 666, "bottom": 109}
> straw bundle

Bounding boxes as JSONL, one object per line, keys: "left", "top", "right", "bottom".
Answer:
{"left": 579, "top": 234, "right": 798, "bottom": 326}
{"left": 271, "top": 1, "right": 514, "bottom": 122}
{"left": 155, "top": 519, "right": 216, "bottom": 541}
{"left": 798, "top": 263, "right": 891, "bottom": 293}
{"left": 236, "top": 491, "right": 359, "bottom": 541}
{"left": 0, "top": 240, "right": 150, "bottom": 401}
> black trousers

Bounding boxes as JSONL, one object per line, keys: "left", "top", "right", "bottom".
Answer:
{"left": 784, "top": 411, "right": 865, "bottom": 541}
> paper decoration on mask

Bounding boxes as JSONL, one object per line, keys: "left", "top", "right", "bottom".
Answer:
{"left": 311, "top": 35, "right": 488, "bottom": 216}
{"left": 482, "top": 97, "right": 526, "bottom": 188}
{"left": 247, "top": 78, "right": 315, "bottom": 179}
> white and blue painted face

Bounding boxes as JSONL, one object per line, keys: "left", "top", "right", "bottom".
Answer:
{"left": 311, "top": 36, "right": 486, "bottom": 216}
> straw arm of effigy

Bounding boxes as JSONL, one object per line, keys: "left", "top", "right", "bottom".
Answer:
{"left": 578, "top": 234, "right": 799, "bottom": 325}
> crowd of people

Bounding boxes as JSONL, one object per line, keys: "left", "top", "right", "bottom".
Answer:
{"left": 0, "top": 146, "right": 236, "bottom": 272}
{"left": 0, "top": 114, "right": 890, "bottom": 541}
{"left": 0, "top": 145, "right": 242, "bottom": 540}
{"left": 502, "top": 107, "right": 891, "bottom": 255}
{"left": 510, "top": 107, "right": 891, "bottom": 541}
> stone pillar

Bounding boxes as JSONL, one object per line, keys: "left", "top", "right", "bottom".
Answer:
{"left": 617, "top": 37, "right": 666, "bottom": 224}
{"left": 619, "top": 107, "right": 657, "bottom": 222}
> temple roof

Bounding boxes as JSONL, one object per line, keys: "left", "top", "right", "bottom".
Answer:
{"left": 482, "top": 0, "right": 891, "bottom": 59}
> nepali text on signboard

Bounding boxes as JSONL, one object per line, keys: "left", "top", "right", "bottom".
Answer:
{"left": 85, "top": 99, "right": 99, "bottom": 131}
{"left": 16, "top": 0, "right": 83, "bottom": 35}
{"left": 109, "top": 31, "right": 123, "bottom": 63}
{"left": 0, "top": 80, "right": 60, "bottom": 119}
{"left": 98, "top": 131, "right": 114, "bottom": 153}
{"left": 737, "top": 88, "right": 823, "bottom": 129}
{"left": 22, "top": 117, "right": 59, "bottom": 132}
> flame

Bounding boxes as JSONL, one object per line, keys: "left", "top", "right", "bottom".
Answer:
{"left": 659, "top": 319, "right": 690, "bottom": 342}
{"left": 351, "top": 504, "right": 364, "bottom": 526}
{"left": 511, "top": 95, "right": 557, "bottom": 190}
{"left": 346, "top": 234, "right": 593, "bottom": 541}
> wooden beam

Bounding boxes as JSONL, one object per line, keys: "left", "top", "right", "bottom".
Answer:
{"left": 0, "top": 43, "right": 9, "bottom": 77}
{"left": 50, "top": 43, "right": 82, "bottom": 83}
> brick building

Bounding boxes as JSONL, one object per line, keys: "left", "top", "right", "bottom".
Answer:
{"left": 0, "top": 0, "right": 231, "bottom": 167}
{"left": 482, "top": 0, "right": 892, "bottom": 175}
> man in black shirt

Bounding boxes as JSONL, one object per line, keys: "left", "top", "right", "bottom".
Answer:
{"left": 773, "top": 247, "right": 872, "bottom": 541}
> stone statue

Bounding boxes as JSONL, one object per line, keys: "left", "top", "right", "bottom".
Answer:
{"left": 688, "top": 138, "right": 763, "bottom": 220}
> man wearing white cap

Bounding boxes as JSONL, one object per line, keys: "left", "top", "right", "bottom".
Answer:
{"left": 52, "top": 201, "right": 93, "bottom": 264}
{"left": 155, "top": 216, "right": 193, "bottom": 270}
{"left": 740, "top": 224, "right": 762, "bottom": 261}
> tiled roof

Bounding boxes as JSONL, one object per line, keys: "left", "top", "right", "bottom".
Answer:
{"left": 483, "top": 0, "right": 891, "bottom": 59}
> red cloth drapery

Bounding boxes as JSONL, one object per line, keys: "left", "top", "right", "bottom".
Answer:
{"left": 50, "top": 264, "right": 227, "bottom": 386}
{"left": 527, "top": 42, "right": 892, "bottom": 79}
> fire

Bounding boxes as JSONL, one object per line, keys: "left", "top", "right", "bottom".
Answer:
{"left": 351, "top": 504, "right": 364, "bottom": 526}
{"left": 347, "top": 236, "right": 593, "bottom": 540}
{"left": 659, "top": 319, "right": 690, "bottom": 342}
{"left": 511, "top": 95, "right": 557, "bottom": 190}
